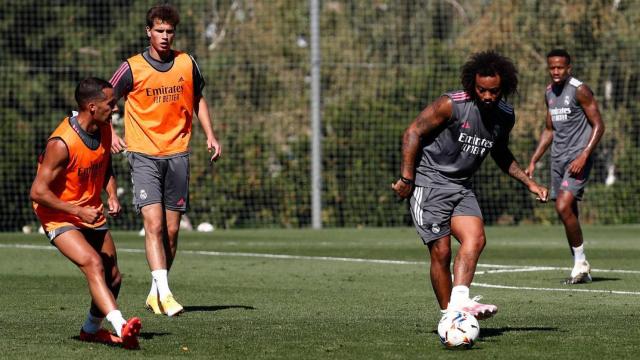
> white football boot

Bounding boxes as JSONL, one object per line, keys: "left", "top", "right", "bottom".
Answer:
{"left": 565, "top": 260, "right": 592, "bottom": 284}
{"left": 448, "top": 295, "right": 497, "bottom": 320}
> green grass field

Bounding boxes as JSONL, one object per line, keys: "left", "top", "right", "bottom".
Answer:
{"left": 1, "top": 225, "right": 639, "bottom": 359}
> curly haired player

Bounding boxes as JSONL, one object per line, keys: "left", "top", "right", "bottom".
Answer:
{"left": 392, "top": 51, "right": 548, "bottom": 320}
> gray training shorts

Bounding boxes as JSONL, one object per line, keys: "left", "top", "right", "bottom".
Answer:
{"left": 550, "top": 156, "right": 592, "bottom": 201}
{"left": 46, "top": 225, "right": 108, "bottom": 244}
{"left": 127, "top": 152, "right": 190, "bottom": 213}
{"left": 409, "top": 186, "right": 483, "bottom": 245}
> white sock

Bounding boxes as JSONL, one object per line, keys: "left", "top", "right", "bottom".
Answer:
{"left": 449, "top": 285, "right": 470, "bottom": 308}
{"left": 81, "top": 312, "right": 103, "bottom": 334}
{"left": 106, "top": 310, "right": 126, "bottom": 337}
{"left": 572, "top": 244, "right": 586, "bottom": 263}
{"left": 152, "top": 269, "right": 172, "bottom": 300}
{"left": 148, "top": 277, "right": 158, "bottom": 298}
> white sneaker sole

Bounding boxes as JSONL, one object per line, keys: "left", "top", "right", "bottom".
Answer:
{"left": 564, "top": 273, "right": 592, "bottom": 285}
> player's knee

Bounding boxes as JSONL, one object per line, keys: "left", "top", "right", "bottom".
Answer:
{"left": 166, "top": 222, "right": 180, "bottom": 238}
{"left": 555, "top": 201, "right": 571, "bottom": 218}
{"left": 461, "top": 234, "right": 486, "bottom": 253}
{"left": 429, "top": 245, "right": 452, "bottom": 265}
{"left": 476, "top": 235, "right": 487, "bottom": 250}
{"left": 81, "top": 254, "right": 105, "bottom": 277}
{"left": 144, "top": 220, "right": 163, "bottom": 237}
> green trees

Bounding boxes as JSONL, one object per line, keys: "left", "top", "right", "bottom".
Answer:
{"left": 1, "top": 1, "right": 638, "bottom": 230}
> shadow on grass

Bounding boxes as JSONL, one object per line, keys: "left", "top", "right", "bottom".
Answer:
{"left": 72, "top": 331, "right": 171, "bottom": 345}
{"left": 71, "top": 335, "right": 120, "bottom": 347}
{"left": 430, "top": 326, "right": 559, "bottom": 339}
{"left": 478, "top": 326, "right": 559, "bottom": 338}
{"left": 557, "top": 276, "right": 620, "bottom": 284}
{"left": 139, "top": 331, "right": 171, "bottom": 340}
{"left": 184, "top": 305, "right": 255, "bottom": 313}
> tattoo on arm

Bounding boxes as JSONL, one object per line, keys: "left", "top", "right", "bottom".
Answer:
{"left": 508, "top": 161, "right": 530, "bottom": 185}
{"left": 493, "top": 146, "right": 530, "bottom": 186}
{"left": 400, "top": 96, "right": 452, "bottom": 179}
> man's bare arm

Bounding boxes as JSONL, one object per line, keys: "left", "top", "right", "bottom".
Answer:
{"left": 392, "top": 95, "right": 452, "bottom": 198}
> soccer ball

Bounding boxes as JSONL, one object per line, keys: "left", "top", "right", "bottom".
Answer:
{"left": 437, "top": 310, "right": 480, "bottom": 349}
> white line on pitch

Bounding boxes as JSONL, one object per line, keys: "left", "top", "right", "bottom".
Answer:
{"left": 473, "top": 282, "right": 640, "bottom": 296}
{"left": 3, "top": 243, "right": 640, "bottom": 275}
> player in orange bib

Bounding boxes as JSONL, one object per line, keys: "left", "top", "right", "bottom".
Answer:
{"left": 109, "top": 4, "right": 222, "bottom": 316}
{"left": 30, "top": 78, "right": 141, "bottom": 349}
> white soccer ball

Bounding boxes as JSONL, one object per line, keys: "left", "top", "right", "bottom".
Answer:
{"left": 196, "top": 222, "right": 214, "bottom": 232}
{"left": 437, "top": 310, "right": 480, "bottom": 349}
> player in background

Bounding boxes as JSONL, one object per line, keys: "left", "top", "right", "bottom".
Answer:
{"left": 526, "top": 49, "right": 605, "bottom": 284}
{"left": 30, "top": 77, "right": 141, "bottom": 349}
{"left": 392, "top": 51, "right": 548, "bottom": 320}
{"left": 109, "top": 4, "right": 221, "bottom": 316}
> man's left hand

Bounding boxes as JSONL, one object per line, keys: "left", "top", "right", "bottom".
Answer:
{"left": 568, "top": 153, "right": 588, "bottom": 176}
{"left": 208, "top": 137, "right": 222, "bottom": 163}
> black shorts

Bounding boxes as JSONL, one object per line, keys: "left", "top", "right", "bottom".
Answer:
{"left": 409, "top": 186, "right": 483, "bottom": 245}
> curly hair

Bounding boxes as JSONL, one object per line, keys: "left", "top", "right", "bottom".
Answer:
{"left": 460, "top": 50, "right": 518, "bottom": 100}
{"left": 146, "top": 4, "right": 180, "bottom": 28}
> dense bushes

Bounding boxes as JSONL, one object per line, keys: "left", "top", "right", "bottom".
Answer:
{"left": 1, "top": 1, "right": 638, "bottom": 230}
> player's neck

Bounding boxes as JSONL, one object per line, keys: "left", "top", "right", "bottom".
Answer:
{"left": 552, "top": 77, "right": 569, "bottom": 89}
{"left": 148, "top": 47, "right": 173, "bottom": 62}
{"left": 75, "top": 113, "right": 99, "bottom": 134}
{"left": 551, "top": 80, "right": 566, "bottom": 95}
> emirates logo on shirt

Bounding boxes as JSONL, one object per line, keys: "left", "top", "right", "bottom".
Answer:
{"left": 146, "top": 84, "right": 184, "bottom": 104}
{"left": 458, "top": 133, "right": 494, "bottom": 156}
{"left": 77, "top": 161, "right": 106, "bottom": 180}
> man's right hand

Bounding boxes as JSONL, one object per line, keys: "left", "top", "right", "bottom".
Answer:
{"left": 76, "top": 206, "right": 101, "bottom": 224}
{"left": 391, "top": 178, "right": 413, "bottom": 199}
{"left": 111, "top": 132, "right": 127, "bottom": 154}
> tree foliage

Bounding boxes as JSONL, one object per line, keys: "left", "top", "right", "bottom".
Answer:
{"left": 1, "top": 0, "right": 638, "bottom": 230}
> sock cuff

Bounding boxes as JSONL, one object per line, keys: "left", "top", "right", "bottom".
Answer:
{"left": 451, "top": 285, "right": 470, "bottom": 294}
{"left": 152, "top": 269, "right": 168, "bottom": 278}
{"left": 449, "top": 285, "right": 470, "bottom": 307}
{"left": 572, "top": 245, "right": 586, "bottom": 262}
{"left": 105, "top": 309, "right": 123, "bottom": 322}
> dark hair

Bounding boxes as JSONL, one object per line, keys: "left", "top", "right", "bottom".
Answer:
{"left": 146, "top": 4, "right": 180, "bottom": 27}
{"left": 461, "top": 50, "right": 519, "bottom": 100}
{"left": 74, "top": 77, "right": 112, "bottom": 110}
{"left": 546, "top": 48, "right": 571, "bottom": 64}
